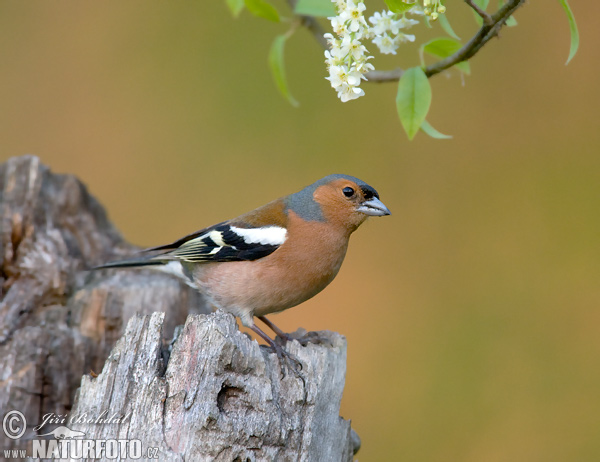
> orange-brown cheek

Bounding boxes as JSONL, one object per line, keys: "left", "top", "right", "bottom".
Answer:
{"left": 313, "top": 187, "right": 354, "bottom": 223}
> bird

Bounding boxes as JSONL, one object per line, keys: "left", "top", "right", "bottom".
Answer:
{"left": 94, "top": 174, "right": 390, "bottom": 362}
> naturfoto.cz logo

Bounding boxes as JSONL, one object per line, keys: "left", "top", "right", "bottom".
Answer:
{"left": 2, "top": 410, "right": 159, "bottom": 460}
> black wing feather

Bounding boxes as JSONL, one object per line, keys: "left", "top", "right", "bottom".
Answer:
{"left": 147, "top": 223, "right": 284, "bottom": 263}
{"left": 143, "top": 221, "right": 228, "bottom": 252}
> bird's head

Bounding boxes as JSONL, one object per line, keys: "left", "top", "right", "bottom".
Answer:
{"left": 287, "top": 174, "right": 391, "bottom": 233}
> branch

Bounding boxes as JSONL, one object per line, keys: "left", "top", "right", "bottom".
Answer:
{"left": 364, "top": 67, "right": 404, "bottom": 82}
{"left": 465, "top": 0, "right": 493, "bottom": 24}
{"left": 424, "top": 0, "right": 525, "bottom": 78}
{"left": 294, "top": 0, "right": 526, "bottom": 83}
{"left": 300, "top": 14, "right": 329, "bottom": 50}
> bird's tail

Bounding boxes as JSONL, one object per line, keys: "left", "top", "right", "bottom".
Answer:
{"left": 93, "top": 258, "right": 191, "bottom": 286}
{"left": 93, "top": 259, "right": 164, "bottom": 270}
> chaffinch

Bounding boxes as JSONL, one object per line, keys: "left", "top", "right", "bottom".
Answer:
{"left": 96, "top": 174, "right": 390, "bottom": 356}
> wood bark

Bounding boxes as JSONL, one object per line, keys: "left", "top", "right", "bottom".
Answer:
{"left": 0, "top": 155, "right": 358, "bottom": 461}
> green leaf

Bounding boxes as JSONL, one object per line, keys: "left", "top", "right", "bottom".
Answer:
{"left": 505, "top": 15, "right": 517, "bottom": 27}
{"left": 385, "top": 0, "right": 415, "bottom": 15}
{"left": 396, "top": 67, "right": 432, "bottom": 140}
{"left": 244, "top": 0, "right": 280, "bottom": 22}
{"left": 226, "top": 0, "right": 244, "bottom": 17}
{"left": 558, "top": 0, "right": 579, "bottom": 64}
{"left": 269, "top": 35, "right": 299, "bottom": 107}
{"left": 422, "top": 37, "right": 470, "bottom": 74}
{"left": 438, "top": 13, "right": 460, "bottom": 40}
{"left": 454, "top": 61, "right": 470, "bottom": 75}
{"left": 295, "top": 0, "right": 336, "bottom": 17}
{"left": 421, "top": 120, "right": 452, "bottom": 139}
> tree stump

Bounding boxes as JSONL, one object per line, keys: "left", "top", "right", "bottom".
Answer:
{"left": 0, "top": 155, "right": 359, "bottom": 461}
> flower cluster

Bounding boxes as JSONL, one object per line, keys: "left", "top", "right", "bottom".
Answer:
{"left": 325, "top": 1, "right": 446, "bottom": 101}
{"left": 368, "top": 10, "right": 419, "bottom": 55}
{"left": 423, "top": 0, "right": 446, "bottom": 21}
{"left": 324, "top": 0, "right": 374, "bottom": 102}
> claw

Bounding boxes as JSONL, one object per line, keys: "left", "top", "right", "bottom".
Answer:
{"left": 257, "top": 315, "right": 333, "bottom": 348}
{"left": 251, "top": 324, "right": 304, "bottom": 379}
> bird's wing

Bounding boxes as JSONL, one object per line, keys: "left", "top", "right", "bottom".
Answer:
{"left": 144, "top": 197, "right": 290, "bottom": 263}
{"left": 147, "top": 222, "right": 288, "bottom": 263}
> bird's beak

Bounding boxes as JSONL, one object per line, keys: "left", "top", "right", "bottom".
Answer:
{"left": 357, "top": 198, "right": 391, "bottom": 216}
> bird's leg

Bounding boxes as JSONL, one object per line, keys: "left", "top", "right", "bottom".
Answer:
{"left": 258, "top": 315, "right": 333, "bottom": 347}
{"left": 250, "top": 324, "right": 302, "bottom": 377}
{"left": 257, "top": 316, "right": 293, "bottom": 343}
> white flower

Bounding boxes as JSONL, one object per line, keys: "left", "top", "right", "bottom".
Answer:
{"left": 361, "top": 26, "right": 374, "bottom": 41}
{"left": 396, "top": 32, "right": 416, "bottom": 44}
{"left": 325, "top": 62, "right": 366, "bottom": 103}
{"left": 324, "top": 2, "right": 429, "bottom": 102}
{"left": 368, "top": 8, "right": 420, "bottom": 55}
{"left": 346, "top": 68, "right": 364, "bottom": 86}
{"left": 355, "top": 60, "right": 374, "bottom": 76}
{"left": 337, "top": 82, "right": 365, "bottom": 102}
{"left": 326, "top": 65, "right": 347, "bottom": 88}
{"left": 340, "top": 35, "right": 368, "bottom": 61}
{"left": 326, "top": 65, "right": 363, "bottom": 88}
{"left": 324, "top": 34, "right": 343, "bottom": 56}
{"left": 408, "top": 5, "right": 425, "bottom": 16}
{"left": 368, "top": 11, "right": 394, "bottom": 36}
{"left": 396, "top": 16, "right": 419, "bottom": 30}
{"left": 330, "top": 16, "right": 347, "bottom": 36}
{"left": 324, "top": 49, "right": 343, "bottom": 68}
{"left": 373, "top": 34, "right": 398, "bottom": 55}
{"left": 339, "top": 0, "right": 368, "bottom": 33}
{"left": 369, "top": 10, "right": 418, "bottom": 35}
{"left": 332, "top": 0, "right": 346, "bottom": 11}
{"left": 389, "top": 20, "right": 403, "bottom": 35}
{"left": 324, "top": 0, "right": 371, "bottom": 102}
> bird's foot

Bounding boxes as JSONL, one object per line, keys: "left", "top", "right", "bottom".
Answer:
{"left": 257, "top": 316, "right": 333, "bottom": 348}
{"left": 268, "top": 341, "right": 304, "bottom": 380}
{"left": 275, "top": 328, "right": 334, "bottom": 348}
{"left": 251, "top": 324, "right": 304, "bottom": 379}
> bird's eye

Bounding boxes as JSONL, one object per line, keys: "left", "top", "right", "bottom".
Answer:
{"left": 342, "top": 187, "right": 355, "bottom": 197}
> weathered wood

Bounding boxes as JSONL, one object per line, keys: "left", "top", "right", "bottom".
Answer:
{"left": 69, "top": 311, "right": 357, "bottom": 461}
{"left": 0, "top": 155, "right": 358, "bottom": 461}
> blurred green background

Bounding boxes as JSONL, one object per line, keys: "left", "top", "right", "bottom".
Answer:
{"left": 1, "top": 1, "right": 598, "bottom": 460}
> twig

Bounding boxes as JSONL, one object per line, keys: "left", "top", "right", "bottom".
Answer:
{"left": 286, "top": 0, "right": 329, "bottom": 49}
{"left": 364, "top": 68, "right": 405, "bottom": 82}
{"left": 423, "top": 0, "right": 525, "bottom": 78}
{"left": 465, "top": 0, "right": 493, "bottom": 24}
{"left": 300, "top": 14, "right": 329, "bottom": 50}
